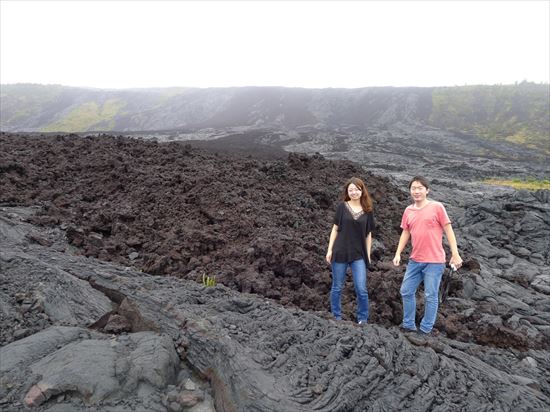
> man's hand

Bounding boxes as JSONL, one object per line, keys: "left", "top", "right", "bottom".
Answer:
{"left": 393, "top": 254, "right": 401, "bottom": 266}
{"left": 449, "top": 254, "right": 463, "bottom": 270}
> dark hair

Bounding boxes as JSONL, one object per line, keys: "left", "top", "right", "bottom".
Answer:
{"left": 342, "top": 177, "right": 373, "bottom": 212}
{"left": 408, "top": 176, "right": 430, "bottom": 190}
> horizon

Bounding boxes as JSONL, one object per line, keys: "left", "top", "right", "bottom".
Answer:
{"left": 2, "top": 80, "right": 548, "bottom": 91}
{"left": 1, "top": 1, "right": 548, "bottom": 89}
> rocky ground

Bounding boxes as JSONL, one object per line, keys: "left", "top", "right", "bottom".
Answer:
{"left": 1, "top": 131, "right": 549, "bottom": 410}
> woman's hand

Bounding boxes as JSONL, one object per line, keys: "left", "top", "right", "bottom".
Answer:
{"left": 325, "top": 251, "right": 332, "bottom": 264}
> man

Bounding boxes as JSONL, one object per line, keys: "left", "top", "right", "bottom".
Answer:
{"left": 393, "top": 176, "right": 463, "bottom": 335}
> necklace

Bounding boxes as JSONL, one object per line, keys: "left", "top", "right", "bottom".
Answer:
{"left": 345, "top": 202, "right": 364, "bottom": 220}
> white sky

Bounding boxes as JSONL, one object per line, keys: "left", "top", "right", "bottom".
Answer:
{"left": 1, "top": 0, "right": 549, "bottom": 89}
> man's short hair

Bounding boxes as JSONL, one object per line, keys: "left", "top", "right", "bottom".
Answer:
{"left": 408, "top": 176, "right": 430, "bottom": 189}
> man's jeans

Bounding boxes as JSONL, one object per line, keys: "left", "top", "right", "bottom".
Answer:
{"left": 330, "top": 259, "right": 369, "bottom": 322}
{"left": 400, "top": 259, "right": 445, "bottom": 333}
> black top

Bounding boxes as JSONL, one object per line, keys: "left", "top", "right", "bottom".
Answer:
{"left": 332, "top": 202, "right": 375, "bottom": 265}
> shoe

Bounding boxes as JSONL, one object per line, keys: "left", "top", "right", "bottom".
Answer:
{"left": 418, "top": 328, "right": 439, "bottom": 336}
{"left": 358, "top": 320, "right": 367, "bottom": 325}
{"left": 399, "top": 326, "right": 417, "bottom": 333}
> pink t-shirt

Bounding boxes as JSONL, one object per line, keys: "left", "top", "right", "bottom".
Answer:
{"left": 400, "top": 201, "right": 451, "bottom": 263}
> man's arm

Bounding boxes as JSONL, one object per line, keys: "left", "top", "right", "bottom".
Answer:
{"left": 393, "top": 229, "right": 410, "bottom": 266}
{"left": 443, "top": 223, "right": 463, "bottom": 268}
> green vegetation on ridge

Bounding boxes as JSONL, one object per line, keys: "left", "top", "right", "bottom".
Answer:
{"left": 484, "top": 178, "right": 550, "bottom": 191}
{"left": 430, "top": 82, "right": 550, "bottom": 153}
{"left": 42, "top": 99, "right": 126, "bottom": 132}
{"left": 0, "top": 84, "right": 65, "bottom": 130}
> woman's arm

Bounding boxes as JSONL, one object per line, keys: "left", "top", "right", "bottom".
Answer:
{"left": 393, "top": 229, "right": 410, "bottom": 266}
{"left": 326, "top": 224, "right": 338, "bottom": 264}
{"left": 365, "top": 232, "right": 372, "bottom": 263}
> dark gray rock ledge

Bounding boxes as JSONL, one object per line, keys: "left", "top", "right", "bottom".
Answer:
{"left": 1, "top": 207, "right": 548, "bottom": 411}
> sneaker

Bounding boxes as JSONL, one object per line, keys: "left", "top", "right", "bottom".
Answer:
{"left": 418, "top": 328, "right": 439, "bottom": 336}
{"left": 399, "top": 326, "right": 417, "bottom": 333}
{"left": 358, "top": 320, "right": 367, "bottom": 325}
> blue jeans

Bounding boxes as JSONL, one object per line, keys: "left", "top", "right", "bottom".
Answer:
{"left": 400, "top": 260, "right": 445, "bottom": 333}
{"left": 330, "top": 259, "right": 369, "bottom": 322}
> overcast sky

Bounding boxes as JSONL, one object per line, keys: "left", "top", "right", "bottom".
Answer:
{"left": 1, "top": 0, "right": 548, "bottom": 89}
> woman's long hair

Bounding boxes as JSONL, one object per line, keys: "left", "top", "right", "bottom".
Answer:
{"left": 342, "top": 177, "right": 373, "bottom": 213}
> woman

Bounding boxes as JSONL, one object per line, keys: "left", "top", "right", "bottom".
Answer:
{"left": 326, "top": 177, "right": 375, "bottom": 324}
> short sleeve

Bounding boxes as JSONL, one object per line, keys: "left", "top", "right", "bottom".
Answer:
{"left": 367, "top": 213, "right": 375, "bottom": 234}
{"left": 400, "top": 208, "right": 410, "bottom": 230}
{"left": 437, "top": 203, "right": 451, "bottom": 227}
{"left": 333, "top": 203, "right": 343, "bottom": 227}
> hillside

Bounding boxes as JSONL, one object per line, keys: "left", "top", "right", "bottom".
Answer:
{"left": 1, "top": 82, "right": 548, "bottom": 152}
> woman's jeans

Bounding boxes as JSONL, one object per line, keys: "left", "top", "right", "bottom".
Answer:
{"left": 400, "top": 259, "right": 445, "bottom": 333}
{"left": 330, "top": 259, "right": 369, "bottom": 322}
